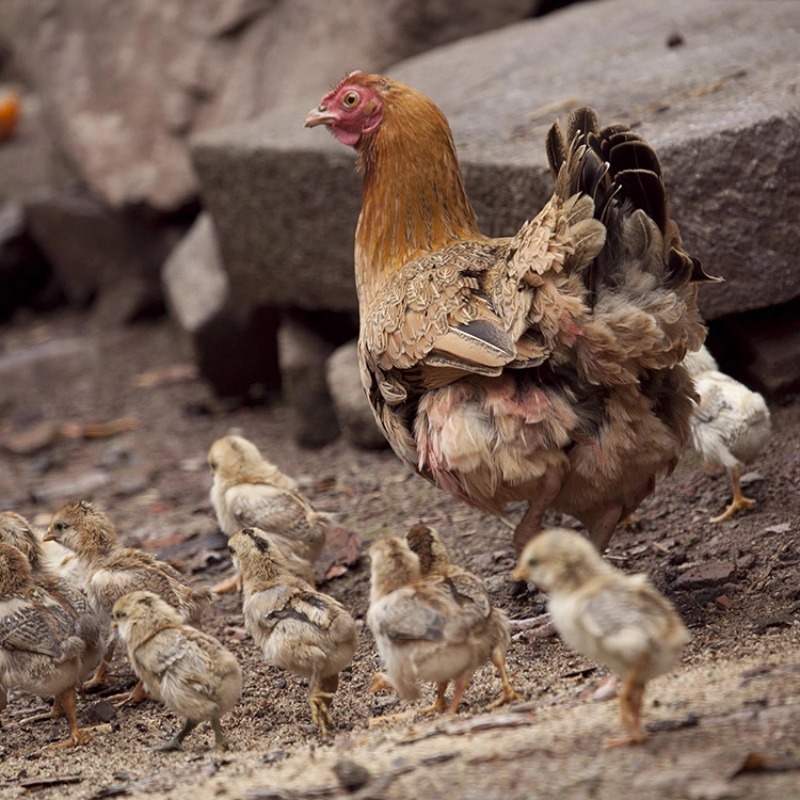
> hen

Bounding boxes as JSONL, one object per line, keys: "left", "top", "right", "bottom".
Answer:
{"left": 683, "top": 345, "right": 771, "bottom": 522}
{"left": 514, "top": 529, "right": 689, "bottom": 745}
{"left": 208, "top": 434, "right": 330, "bottom": 592}
{"left": 305, "top": 73, "right": 712, "bottom": 555}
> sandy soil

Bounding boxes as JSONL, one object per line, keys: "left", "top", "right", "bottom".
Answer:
{"left": 0, "top": 313, "right": 798, "bottom": 799}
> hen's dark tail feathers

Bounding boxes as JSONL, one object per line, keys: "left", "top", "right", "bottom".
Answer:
{"left": 546, "top": 108, "right": 716, "bottom": 298}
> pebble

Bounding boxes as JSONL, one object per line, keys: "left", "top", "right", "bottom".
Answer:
{"left": 673, "top": 560, "right": 736, "bottom": 590}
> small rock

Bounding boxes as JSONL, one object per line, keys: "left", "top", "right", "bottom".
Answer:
{"left": 715, "top": 594, "right": 734, "bottom": 611}
{"left": 325, "top": 341, "right": 387, "bottom": 450}
{"left": 673, "top": 560, "right": 736, "bottom": 590}
{"left": 333, "top": 758, "right": 371, "bottom": 792}
{"left": 1, "top": 420, "right": 60, "bottom": 454}
{"left": 761, "top": 522, "right": 792, "bottom": 534}
{"left": 740, "top": 471, "right": 765, "bottom": 486}
{"left": 30, "top": 469, "right": 111, "bottom": 503}
{"left": 82, "top": 700, "right": 117, "bottom": 725}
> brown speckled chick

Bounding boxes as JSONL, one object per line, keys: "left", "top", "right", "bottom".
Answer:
{"left": 405, "top": 524, "right": 521, "bottom": 708}
{"left": 208, "top": 435, "right": 330, "bottom": 592}
{"left": 0, "top": 542, "right": 91, "bottom": 748}
{"left": 44, "top": 501, "right": 212, "bottom": 692}
{"left": 112, "top": 590, "right": 242, "bottom": 752}
{"left": 367, "top": 536, "right": 496, "bottom": 717}
{"left": 514, "top": 528, "right": 690, "bottom": 745}
{"left": 0, "top": 512, "right": 107, "bottom": 715}
{"left": 228, "top": 527, "right": 356, "bottom": 736}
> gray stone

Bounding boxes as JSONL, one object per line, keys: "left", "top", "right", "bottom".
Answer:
{"left": 674, "top": 561, "right": 736, "bottom": 591}
{"left": 326, "top": 341, "right": 387, "bottom": 450}
{"left": 0, "top": 0, "right": 538, "bottom": 211}
{"left": 162, "top": 213, "right": 229, "bottom": 333}
{"left": 192, "top": 0, "right": 800, "bottom": 322}
{"left": 0, "top": 336, "right": 98, "bottom": 409}
{"left": 24, "top": 187, "right": 183, "bottom": 321}
{"left": 278, "top": 316, "right": 340, "bottom": 448}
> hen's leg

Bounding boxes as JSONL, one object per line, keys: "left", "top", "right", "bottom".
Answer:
{"left": 711, "top": 465, "right": 756, "bottom": 522}
{"left": 513, "top": 463, "right": 569, "bottom": 555}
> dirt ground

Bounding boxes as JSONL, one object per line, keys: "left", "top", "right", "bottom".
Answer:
{"left": 0, "top": 312, "right": 798, "bottom": 799}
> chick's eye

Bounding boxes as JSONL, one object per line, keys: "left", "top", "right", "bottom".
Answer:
{"left": 343, "top": 91, "right": 359, "bottom": 108}
{"left": 55, "top": 521, "right": 68, "bottom": 531}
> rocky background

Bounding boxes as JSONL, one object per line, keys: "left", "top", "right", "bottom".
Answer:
{"left": 1, "top": 0, "right": 798, "bottom": 451}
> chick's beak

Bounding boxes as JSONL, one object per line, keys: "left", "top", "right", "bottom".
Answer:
{"left": 304, "top": 106, "right": 336, "bottom": 128}
{"left": 511, "top": 565, "right": 527, "bottom": 582}
{"left": 42, "top": 530, "right": 56, "bottom": 542}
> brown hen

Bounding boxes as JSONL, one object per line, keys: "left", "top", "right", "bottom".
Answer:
{"left": 306, "top": 72, "right": 712, "bottom": 555}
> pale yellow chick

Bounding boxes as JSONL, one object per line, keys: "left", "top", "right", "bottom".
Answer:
{"left": 404, "top": 524, "right": 520, "bottom": 708}
{"left": 514, "top": 528, "right": 690, "bottom": 745}
{"left": 228, "top": 527, "right": 356, "bottom": 736}
{"left": 208, "top": 434, "right": 330, "bottom": 592}
{"left": 44, "top": 500, "right": 212, "bottom": 694}
{"left": 684, "top": 345, "right": 771, "bottom": 522}
{"left": 0, "top": 542, "right": 91, "bottom": 748}
{"left": 112, "top": 590, "right": 242, "bottom": 751}
{"left": 367, "top": 536, "right": 494, "bottom": 717}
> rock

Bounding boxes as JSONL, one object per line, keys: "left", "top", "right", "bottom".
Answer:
{"left": 333, "top": 758, "right": 371, "bottom": 792}
{"left": 0, "top": 336, "right": 98, "bottom": 409}
{"left": 325, "top": 341, "right": 387, "bottom": 450}
{"left": 161, "top": 212, "right": 282, "bottom": 402}
{"left": 193, "top": 0, "right": 800, "bottom": 324}
{"left": 0, "top": 201, "right": 55, "bottom": 321}
{"left": 673, "top": 560, "right": 736, "bottom": 591}
{"left": 0, "top": 0, "right": 538, "bottom": 211}
{"left": 278, "top": 315, "right": 340, "bottom": 448}
{"left": 162, "top": 213, "right": 229, "bottom": 333}
{"left": 30, "top": 469, "right": 111, "bottom": 504}
{"left": 24, "top": 187, "right": 184, "bottom": 321}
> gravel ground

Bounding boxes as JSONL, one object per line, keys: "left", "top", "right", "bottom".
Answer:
{"left": 0, "top": 312, "right": 798, "bottom": 799}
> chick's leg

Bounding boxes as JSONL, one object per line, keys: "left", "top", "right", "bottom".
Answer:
{"left": 211, "top": 716, "right": 231, "bottom": 751}
{"left": 84, "top": 640, "right": 115, "bottom": 689}
{"left": 309, "top": 673, "right": 338, "bottom": 736}
{"left": 17, "top": 696, "right": 66, "bottom": 726}
{"left": 487, "top": 648, "right": 523, "bottom": 708}
{"left": 711, "top": 465, "right": 756, "bottom": 523}
{"left": 212, "top": 572, "right": 243, "bottom": 594}
{"left": 151, "top": 718, "right": 198, "bottom": 752}
{"left": 46, "top": 688, "right": 91, "bottom": 750}
{"left": 444, "top": 673, "right": 471, "bottom": 716}
{"left": 108, "top": 679, "right": 149, "bottom": 707}
{"left": 607, "top": 657, "right": 648, "bottom": 747}
{"left": 416, "top": 682, "right": 449, "bottom": 715}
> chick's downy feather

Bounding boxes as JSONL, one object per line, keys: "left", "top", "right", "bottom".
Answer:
{"left": 306, "top": 73, "right": 715, "bottom": 554}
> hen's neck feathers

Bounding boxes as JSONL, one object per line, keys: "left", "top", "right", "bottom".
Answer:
{"left": 355, "top": 85, "right": 485, "bottom": 287}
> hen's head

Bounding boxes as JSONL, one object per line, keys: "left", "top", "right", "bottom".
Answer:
{"left": 304, "top": 71, "right": 388, "bottom": 148}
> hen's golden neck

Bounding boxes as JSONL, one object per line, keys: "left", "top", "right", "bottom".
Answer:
{"left": 355, "top": 88, "right": 484, "bottom": 290}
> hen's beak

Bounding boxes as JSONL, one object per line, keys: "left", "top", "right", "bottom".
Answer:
{"left": 304, "top": 106, "right": 336, "bottom": 128}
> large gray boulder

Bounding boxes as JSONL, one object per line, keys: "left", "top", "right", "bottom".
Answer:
{"left": 0, "top": 0, "right": 539, "bottom": 212}
{"left": 192, "top": 0, "right": 800, "bottom": 323}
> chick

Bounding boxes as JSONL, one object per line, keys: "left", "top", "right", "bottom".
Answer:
{"left": 404, "top": 524, "right": 521, "bottom": 707}
{"left": 208, "top": 434, "right": 330, "bottom": 592}
{"left": 44, "top": 500, "right": 212, "bottom": 694}
{"left": 0, "top": 542, "right": 91, "bottom": 748}
{"left": 0, "top": 512, "right": 107, "bottom": 718}
{"left": 514, "top": 528, "right": 690, "bottom": 745}
{"left": 683, "top": 345, "right": 772, "bottom": 522}
{"left": 111, "top": 590, "right": 242, "bottom": 751}
{"left": 228, "top": 527, "right": 356, "bottom": 736}
{"left": 367, "top": 536, "right": 493, "bottom": 717}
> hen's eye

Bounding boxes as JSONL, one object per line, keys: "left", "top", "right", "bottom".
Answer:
{"left": 343, "top": 91, "right": 359, "bottom": 108}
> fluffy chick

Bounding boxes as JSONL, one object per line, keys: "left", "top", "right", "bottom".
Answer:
{"left": 404, "top": 524, "right": 521, "bottom": 708}
{"left": 111, "top": 590, "right": 242, "bottom": 751}
{"left": 228, "top": 527, "right": 356, "bottom": 736}
{"left": 368, "top": 536, "right": 493, "bottom": 717}
{"left": 514, "top": 528, "right": 689, "bottom": 745}
{"left": 683, "top": 345, "right": 772, "bottom": 522}
{"left": 208, "top": 434, "right": 330, "bottom": 592}
{"left": 0, "top": 512, "right": 107, "bottom": 716}
{"left": 44, "top": 500, "right": 212, "bottom": 692}
{"left": 0, "top": 542, "right": 91, "bottom": 748}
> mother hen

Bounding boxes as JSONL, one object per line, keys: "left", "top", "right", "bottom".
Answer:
{"left": 305, "top": 72, "right": 712, "bottom": 555}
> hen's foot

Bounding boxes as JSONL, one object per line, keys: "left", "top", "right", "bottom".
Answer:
{"left": 710, "top": 495, "right": 756, "bottom": 523}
